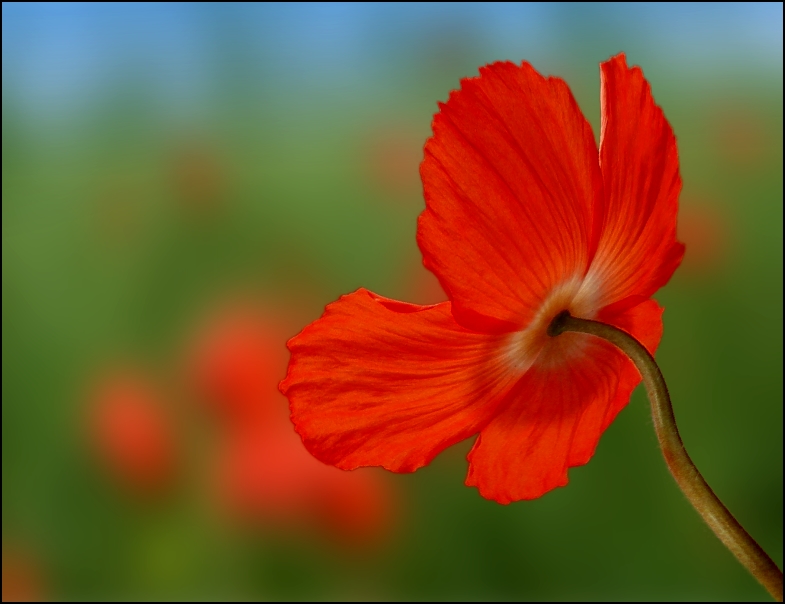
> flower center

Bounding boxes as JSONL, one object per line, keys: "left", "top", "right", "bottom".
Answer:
{"left": 503, "top": 273, "right": 602, "bottom": 375}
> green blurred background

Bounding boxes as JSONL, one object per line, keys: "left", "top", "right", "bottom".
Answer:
{"left": 2, "top": 2, "right": 782, "bottom": 600}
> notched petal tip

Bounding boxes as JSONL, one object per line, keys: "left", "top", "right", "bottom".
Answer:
{"left": 602, "top": 51, "right": 628, "bottom": 68}
{"left": 591, "top": 49, "right": 683, "bottom": 307}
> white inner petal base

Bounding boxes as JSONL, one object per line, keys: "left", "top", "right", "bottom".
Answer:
{"left": 503, "top": 272, "right": 603, "bottom": 375}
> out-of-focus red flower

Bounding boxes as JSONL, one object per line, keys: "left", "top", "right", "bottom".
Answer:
{"left": 282, "top": 53, "right": 684, "bottom": 504}
{"left": 317, "top": 466, "right": 392, "bottom": 548}
{"left": 711, "top": 103, "right": 772, "bottom": 168}
{"left": 677, "top": 197, "right": 730, "bottom": 277}
{"left": 170, "top": 142, "right": 226, "bottom": 215}
{"left": 217, "top": 421, "right": 391, "bottom": 545}
{"left": 187, "top": 303, "right": 289, "bottom": 426}
{"left": 191, "top": 301, "right": 394, "bottom": 545}
{"left": 90, "top": 369, "right": 176, "bottom": 493}
{"left": 216, "top": 423, "right": 322, "bottom": 526}
{"left": 214, "top": 416, "right": 393, "bottom": 548}
{"left": 2, "top": 548, "right": 45, "bottom": 603}
{"left": 364, "top": 126, "right": 424, "bottom": 198}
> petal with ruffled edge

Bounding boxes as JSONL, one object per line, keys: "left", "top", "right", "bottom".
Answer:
{"left": 281, "top": 289, "right": 521, "bottom": 473}
{"left": 588, "top": 53, "right": 684, "bottom": 312}
{"left": 465, "top": 299, "right": 663, "bottom": 503}
{"left": 418, "top": 61, "right": 603, "bottom": 334}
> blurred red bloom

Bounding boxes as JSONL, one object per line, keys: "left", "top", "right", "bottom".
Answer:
{"left": 187, "top": 303, "right": 289, "bottom": 426}
{"left": 216, "top": 424, "right": 323, "bottom": 526}
{"left": 215, "top": 421, "right": 390, "bottom": 546}
{"left": 2, "top": 547, "right": 45, "bottom": 603}
{"left": 317, "top": 463, "right": 392, "bottom": 548}
{"left": 190, "top": 302, "right": 393, "bottom": 545}
{"left": 364, "top": 126, "right": 424, "bottom": 199}
{"left": 281, "top": 53, "right": 684, "bottom": 503}
{"left": 677, "top": 196, "right": 730, "bottom": 277}
{"left": 710, "top": 103, "right": 772, "bottom": 169}
{"left": 90, "top": 369, "right": 176, "bottom": 493}
{"left": 170, "top": 142, "right": 226, "bottom": 215}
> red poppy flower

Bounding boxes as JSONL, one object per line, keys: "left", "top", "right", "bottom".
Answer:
{"left": 90, "top": 369, "right": 176, "bottom": 493}
{"left": 281, "top": 53, "right": 684, "bottom": 504}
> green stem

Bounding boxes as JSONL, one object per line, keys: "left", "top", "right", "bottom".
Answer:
{"left": 548, "top": 310, "right": 783, "bottom": 601}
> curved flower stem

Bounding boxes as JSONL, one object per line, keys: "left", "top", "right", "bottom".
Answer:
{"left": 548, "top": 311, "right": 783, "bottom": 601}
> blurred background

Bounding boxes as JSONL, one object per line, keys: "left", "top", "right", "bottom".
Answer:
{"left": 2, "top": 2, "right": 782, "bottom": 601}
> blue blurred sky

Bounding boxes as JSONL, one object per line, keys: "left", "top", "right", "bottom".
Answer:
{"left": 3, "top": 2, "right": 782, "bottom": 118}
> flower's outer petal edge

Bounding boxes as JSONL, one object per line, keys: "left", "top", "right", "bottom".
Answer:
{"left": 418, "top": 60, "right": 603, "bottom": 335}
{"left": 465, "top": 298, "right": 664, "bottom": 504}
{"left": 589, "top": 52, "right": 685, "bottom": 307}
{"left": 280, "top": 289, "right": 520, "bottom": 474}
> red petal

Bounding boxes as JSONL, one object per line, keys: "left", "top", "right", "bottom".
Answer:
{"left": 418, "top": 61, "right": 603, "bottom": 333}
{"left": 281, "top": 289, "right": 519, "bottom": 472}
{"left": 465, "top": 299, "right": 663, "bottom": 503}
{"left": 589, "top": 53, "right": 685, "bottom": 309}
